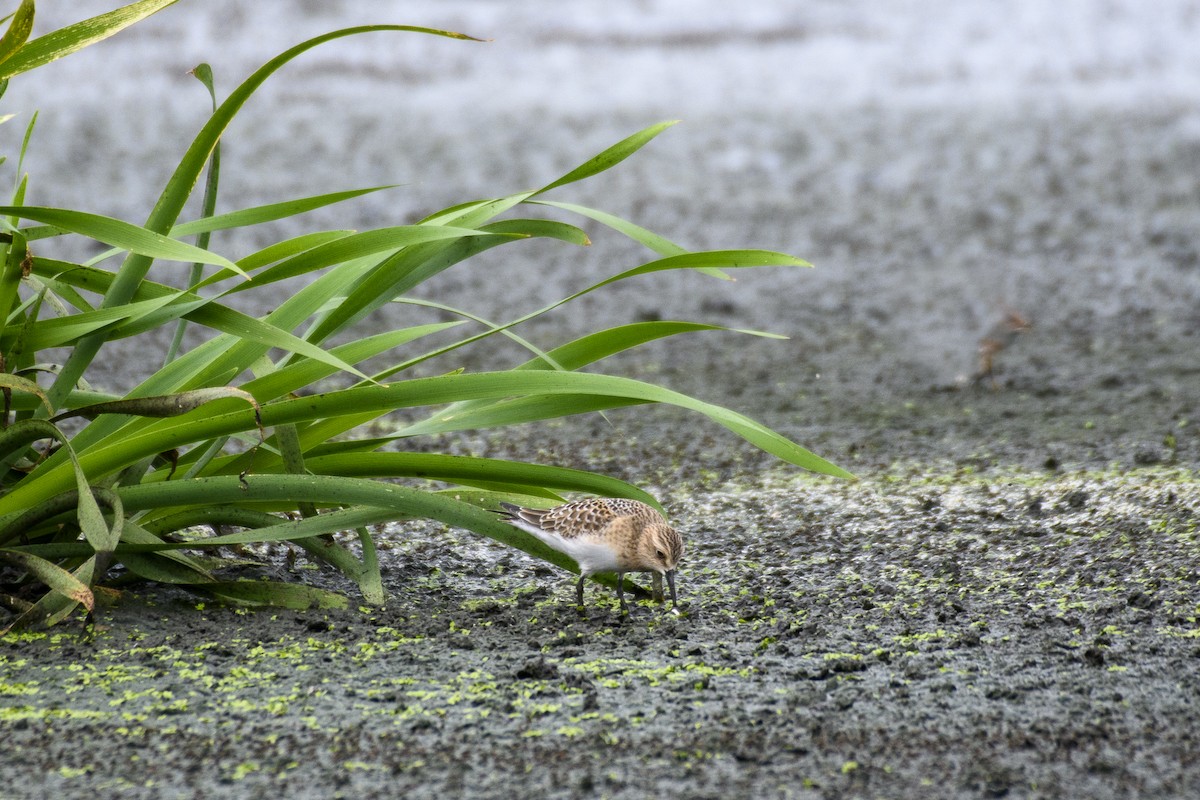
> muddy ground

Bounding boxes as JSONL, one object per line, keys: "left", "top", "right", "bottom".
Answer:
{"left": 4, "top": 3, "right": 1200, "bottom": 799}
{"left": 2, "top": 463, "right": 1198, "bottom": 800}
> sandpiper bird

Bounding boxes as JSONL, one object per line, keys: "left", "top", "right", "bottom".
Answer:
{"left": 497, "top": 498, "right": 683, "bottom": 611}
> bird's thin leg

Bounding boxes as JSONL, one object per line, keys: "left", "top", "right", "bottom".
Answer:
{"left": 576, "top": 575, "right": 586, "bottom": 607}
{"left": 616, "top": 573, "right": 628, "bottom": 612}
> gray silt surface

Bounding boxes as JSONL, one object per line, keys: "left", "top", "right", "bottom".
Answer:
{"left": 3, "top": 3, "right": 1200, "bottom": 798}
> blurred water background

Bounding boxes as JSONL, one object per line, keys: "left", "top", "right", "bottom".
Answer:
{"left": 4, "top": 1, "right": 1199, "bottom": 452}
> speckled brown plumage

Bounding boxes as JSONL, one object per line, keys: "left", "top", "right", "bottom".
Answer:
{"left": 497, "top": 498, "right": 684, "bottom": 611}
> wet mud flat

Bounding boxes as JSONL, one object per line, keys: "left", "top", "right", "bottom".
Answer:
{"left": 2, "top": 460, "right": 1199, "bottom": 799}
{"left": 5, "top": 4, "right": 1200, "bottom": 796}
{"left": 3, "top": 100, "right": 1200, "bottom": 797}
{"left": 4, "top": 105, "right": 1200, "bottom": 799}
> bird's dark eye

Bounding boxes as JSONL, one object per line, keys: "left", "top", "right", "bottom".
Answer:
{"left": 656, "top": 549, "right": 666, "bottom": 560}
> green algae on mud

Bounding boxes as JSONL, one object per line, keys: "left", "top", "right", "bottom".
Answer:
{"left": 5, "top": 4, "right": 1200, "bottom": 793}
{"left": 2, "top": 463, "right": 1198, "bottom": 798}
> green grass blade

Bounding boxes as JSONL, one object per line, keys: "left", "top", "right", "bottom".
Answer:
{"left": 0, "top": 370, "right": 851, "bottom": 516}
{"left": 300, "top": 452, "right": 661, "bottom": 509}
{"left": 138, "top": 504, "right": 398, "bottom": 548}
{"left": 0, "top": 372, "right": 52, "bottom": 415}
{"left": 147, "top": 24, "right": 477, "bottom": 245}
{"left": 421, "top": 321, "right": 785, "bottom": 432}
{"left": 26, "top": 268, "right": 95, "bottom": 314}
{"left": 298, "top": 233, "right": 514, "bottom": 346}
{"left": 11, "top": 294, "right": 180, "bottom": 351}
{"left": 53, "top": 386, "right": 259, "bottom": 423}
{"left": 13, "top": 110, "right": 37, "bottom": 194}
{"left": 205, "top": 581, "right": 349, "bottom": 610}
{"left": 533, "top": 199, "right": 688, "bottom": 255}
{"left": 213, "top": 224, "right": 513, "bottom": 292}
{"left": 117, "top": 475, "right": 585, "bottom": 574}
{"left": 0, "top": 0, "right": 179, "bottom": 78}
{"left": 387, "top": 395, "right": 648, "bottom": 439}
{"left": 0, "top": 205, "right": 246, "bottom": 276}
{"left": 167, "top": 61, "right": 221, "bottom": 363}
{"left": 504, "top": 248, "right": 809, "bottom": 336}
{"left": 46, "top": 24, "right": 480, "bottom": 409}
{"left": 0, "top": 0, "right": 34, "bottom": 69}
{"left": 354, "top": 526, "right": 384, "bottom": 606}
{"left": 234, "top": 230, "right": 355, "bottom": 272}
{"left": 0, "top": 418, "right": 63, "bottom": 474}
{"left": 535, "top": 121, "right": 679, "bottom": 194}
{"left": 598, "top": 249, "right": 810, "bottom": 283}
{"left": 118, "top": 521, "right": 215, "bottom": 584}
{"left": 390, "top": 296, "right": 568, "bottom": 374}
{"left": 0, "top": 229, "right": 27, "bottom": 329}
{"left": 481, "top": 218, "right": 591, "bottom": 246}
{"left": 163, "top": 263, "right": 384, "bottom": 393}
{"left": 178, "top": 305, "right": 372, "bottom": 382}
{"left": 82, "top": 230, "right": 356, "bottom": 273}
{"left": 0, "top": 558, "right": 100, "bottom": 630}
{"left": 301, "top": 217, "right": 592, "bottom": 348}
{"left": 515, "top": 321, "right": 787, "bottom": 369}
{"left": 0, "top": 549, "right": 94, "bottom": 614}
{"left": 237, "top": 323, "right": 463, "bottom": 401}
{"left": 365, "top": 248, "right": 807, "bottom": 382}
{"left": 30, "top": 263, "right": 373, "bottom": 384}
{"left": 64, "top": 441, "right": 121, "bottom": 557}
{"left": 169, "top": 186, "right": 398, "bottom": 238}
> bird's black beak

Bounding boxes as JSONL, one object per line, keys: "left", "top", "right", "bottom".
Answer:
{"left": 666, "top": 569, "right": 678, "bottom": 607}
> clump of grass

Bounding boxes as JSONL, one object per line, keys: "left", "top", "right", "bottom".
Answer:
{"left": 0, "top": 1, "right": 850, "bottom": 628}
